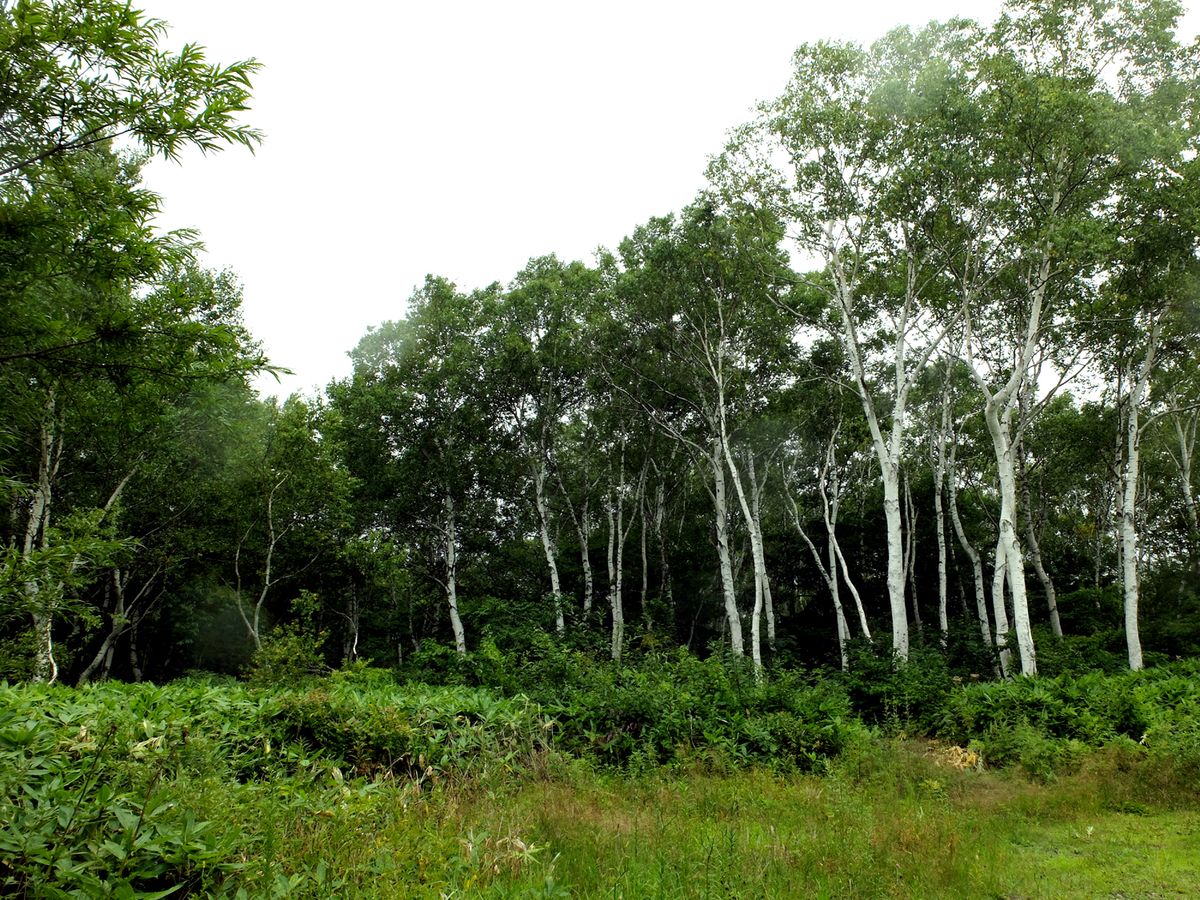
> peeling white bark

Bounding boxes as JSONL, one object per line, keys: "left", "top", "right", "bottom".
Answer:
{"left": 534, "top": 457, "right": 565, "bottom": 635}
{"left": 1120, "top": 316, "right": 1162, "bottom": 671}
{"left": 445, "top": 493, "right": 466, "bottom": 656}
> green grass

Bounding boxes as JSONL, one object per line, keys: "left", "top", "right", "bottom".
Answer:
{"left": 3, "top": 672, "right": 1199, "bottom": 897}
{"left": 1004, "top": 811, "right": 1200, "bottom": 898}
{"left": 179, "top": 749, "right": 1199, "bottom": 898}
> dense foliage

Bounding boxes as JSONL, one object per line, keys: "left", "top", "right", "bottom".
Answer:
{"left": 2, "top": 0, "right": 1200, "bottom": 892}
{"left": 3, "top": 659, "right": 1200, "bottom": 895}
{"left": 3, "top": 0, "right": 1199, "bottom": 690}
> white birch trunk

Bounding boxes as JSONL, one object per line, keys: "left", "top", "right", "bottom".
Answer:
{"left": 934, "top": 389, "right": 950, "bottom": 643}
{"left": 80, "top": 567, "right": 124, "bottom": 686}
{"left": 639, "top": 489, "right": 650, "bottom": 628}
{"left": 1021, "top": 477, "right": 1062, "bottom": 639}
{"left": 962, "top": 259, "right": 1052, "bottom": 675}
{"left": 605, "top": 449, "right": 632, "bottom": 661}
{"left": 827, "top": 248, "right": 933, "bottom": 661}
{"left": 234, "top": 473, "right": 291, "bottom": 652}
{"left": 903, "top": 473, "right": 921, "bottom": 633}
{"left": 720, "top": 438, "right": 767, "bottom": 676}
{"left": 606, "top": 491, "right": 616, "bottom": 634}
{"left": 786, "top": 484, "right": 850, "bottom": 669}
{"left": 991, "top": 537, "right": 1013, "bottom": 678}
{"left": 445, "top": 494, "right": 466, "bottom": 655}
{"left": 580, "top": 500, "right": 594, "bottom": 613}
{"left": 612, "top": 489, "right": 625, "bottom": 661}
{"left": 79, "top": 566, "right": 160, "bottom": 686}
{"left": 26, "top": 389, "right": 59, "bottom": 683}
{"left": 534, "top": 457, "right": 565, "bottom": 635}
{"left": 1120, "top": 317, "right": 1161, "bottom": 671}
{"left": 710, "top": 438, "right": 744, "bottom": 656}
{"left": 828, "top": 531, "right": 850, "bottom": 670}
{"left": 987, "top": 414, "right": 1034, "bottom": 675}
{"left": 748, "top": 454, "right": 776, "bottom": 650}
{"left": 1170, "top": 409, "right": 1199, "bottom": 546}
{"left": 826, "top": 461, "right": 871, "bottom": 641}
{"left": 554, "top": 468, "right": 596, "bottom": 613}
{"left": 947, "top": 443, "right": 994, "bottom": 658}
{"left": 1017, "top": 391, "right": 1062, "bottom": 639}
{"left": 653, "top": 471, "right": 673, "bottom": 616}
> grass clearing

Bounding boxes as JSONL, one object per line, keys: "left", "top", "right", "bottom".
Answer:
{"left": 4, "top": 674, "right": 1199, "bottom": 897}
{"left": 197, "top": 754, "right": 1198, "bottom": 897}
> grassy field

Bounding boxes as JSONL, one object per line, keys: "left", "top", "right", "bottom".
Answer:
{"left": 188, "top": 748, "right": 1199, "bottom": 897}
{"left": 3, "top": 671, "right": 1198, "bottom": 897}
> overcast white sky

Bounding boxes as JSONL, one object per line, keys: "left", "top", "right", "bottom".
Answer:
{"left": 140, "top": 1, "right": 1198, "bottom": 399}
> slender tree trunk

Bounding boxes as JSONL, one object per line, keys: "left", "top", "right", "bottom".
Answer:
{"left": 639, "top": 489, "right": 650, "bottom": 628}
{"left": 948, "top": 443, "right": 994, "bottom": 658}
{"left": 786, "top": 483, "right": 850, "bottom": 669}
{"left": 534, "top": 458, "right": 565, "bottom": 635}
{"left": 1170, "top": 409, "right": 1199, "bottom": 550}
{"left": 78, "top": 565, "right": 159, "bottom": 685}
{"left": 343, "top": 582, "right": 361, "bottom": 663}
{"left": 934, "top": 388, "right": 950, "bottom": 644}
{"left": 605, "top": 449, "right": 634, "bottom": 661}
{"left": 580, "top": 500, "right": 594, "bottom": 613}
{"left": 827, "top": 250, "right": 936, "bottom": 662}
{"left": 904, "top": 472, "right": 921, "bottom": 633}
{"left": 234, "top": 473, "right": 291, "bottom": 652}
{"left": 827, "top": 532, "right": 850, "bottom": 669}
{"left": 826, "top": 468, "right": 871, "bottom": 642}
{"left": 1120, "top": 318, "right": 1161, "bottom": 671}
{"left": 445, "top": 494, "right": 466, "bottom": 655}
{"left": 1121, "top": 414, "right": 1144, "bottom": 670}
{"left": 1018, "top": 393, "right": 1062, "bottom": 639}
{"left": 26, "top": 389, "right": 59, "bottom": 683}
{"left": 652, "top": 470, "right": 673, "bottom": 620}
{"left": 983, "top": 402, "right": 1035, "bottom": 675}
{"left": 606, "top": 490, "right": 616, "bottom": 635}
{"left": 611, "top": 489, "right": 625, "bottom": 661}
{"left": 710, "top": 438, "right": 744, "bottom": 656}
{"left": 1021, "top": 478, "right": 1062, "bottom": 638}
{"left": 79, "top": 569, "right": 125, "bottom": 687}
{"left": 721, "top": 437, "right": 767, "bottom": 675}
{"left": 605, "top": 458, "right": 641, "bottom": 662}
{"left": 881, "top": 467, "right": 906, "bottom": 656}
{"left": 747, "top": 454, "right": 776, "bottom": 651}
{"left": 960, "top": 237, "right": 1056, "bottom": 676}
{"left": 1100, "top": 390, "right": 1125, "bottom": 589}
{"left": 991, "top": 537, "right": 1013, "bottom": 678}
{"left": 554, "top": 468, "right": 595, "bottom": 613}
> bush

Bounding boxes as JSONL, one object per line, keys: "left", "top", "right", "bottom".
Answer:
{"left": 271, "top": 680, "right": 552, "bottom": 779}
{"left": 840, "top": 640, "right": 954, "bottom": 733}
{"left": 245, "top": 590, "right": 330, "bottom": 685}
{"left": 538, "top": 649, "right": 867, "bottom": 772}
{"left": 939, "top": 662, "right": 1200, "bottom": 780}
{"left": 0, "top": 680, "right": 271, "bottom": 895}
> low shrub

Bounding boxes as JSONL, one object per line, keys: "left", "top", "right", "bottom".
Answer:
{"left": 0, "top": 681, "right": 268, "bottom": 896}
{"left": 939, "top": 661, "right": 1200, "bottom": 781}
{"left": 271, "top": 680, "right": 552, "bottom": 779}
{"left": 538, "top": 649, "right": 868, "bottom": 772}
{"left": 840, "top": 640, "right": 955, "bottom": 733}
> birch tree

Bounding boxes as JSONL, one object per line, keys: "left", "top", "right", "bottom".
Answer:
{"left": 492, "top": 257, "right": 600, "bottom": 636}
{"left": 1101, "top": 154, "right": 1200, "bottom": 668}
{"left": 717, "top": 29, "right": 963, "bottom": 660}
{"left": 335, "top": 279, "right": 507, "bottom": 656}
{"left": 610, "top": 202, "right": 795, "bottom": 666}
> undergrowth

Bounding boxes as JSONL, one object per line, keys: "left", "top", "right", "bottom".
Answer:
{"left": 1, "top": 655, "right": 1198, "bottom": 895}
